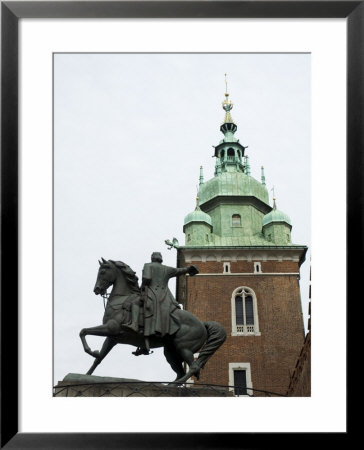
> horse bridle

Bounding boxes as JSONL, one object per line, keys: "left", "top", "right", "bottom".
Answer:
{"left": 101, "top": 292, "right": 129, "bottom": 311}
{"left": 101, "top": 292, "right": 109, "bottom": 310}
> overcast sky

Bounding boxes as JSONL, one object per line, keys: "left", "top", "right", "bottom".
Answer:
{"left": 53, "top": 53, "right": 310, "bottom": 385}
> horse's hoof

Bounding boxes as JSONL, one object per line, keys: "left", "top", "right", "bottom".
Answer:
{"left": 168, "top": 381, "right": 183, "bottom": 386}
{"left": 174, "top": 375, "right": 188, "bottom": 384}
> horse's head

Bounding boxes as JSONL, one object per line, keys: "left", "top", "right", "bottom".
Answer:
{"left": 94, "top": 258, "right": 118, "bottom": 296}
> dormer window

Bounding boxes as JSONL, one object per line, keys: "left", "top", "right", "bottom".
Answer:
{"left": 232, "top": 214, "right": 241, "bottom": 226}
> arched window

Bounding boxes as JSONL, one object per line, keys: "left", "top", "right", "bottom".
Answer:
{"left": 227, "top": 148, "right": 235, "bottom": 161}
{"left": 232, "top": 214, "right": 241, "bottom": 226}
{"left": 231, "top": 287, "right": 260, "bottom": 336}
{"left": 220, "top": 149, "right": 225, "bottom": 159}
{"left": 254, "top": 262, "right": 261, "bottom": 273}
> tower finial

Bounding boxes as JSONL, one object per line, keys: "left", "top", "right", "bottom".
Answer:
{"left": 222, "top": 74, "right": 234, "bottom": 124}
{"left": 199, "top": 166, "right": 204, "bottom": 185}
{"left": 271, "top": 186, "right": 277, "bottom": 209}
{"left": 195, "top": 191, "right": 201, "bottom": 210}
{"left": 261, "top": 166, "right": 266, "bottom": 186}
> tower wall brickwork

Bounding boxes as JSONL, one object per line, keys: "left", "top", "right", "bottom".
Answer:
{"left": 177, "top": 255, "right": 305, "bottom": 395}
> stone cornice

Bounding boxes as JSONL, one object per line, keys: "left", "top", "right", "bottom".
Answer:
{"left": 178, "top": 245, "right": 308, "bottom": 266}
{"left": 191, "top": 272, "right": 300, "bottom": 276}
{"left": 200, "top": 195, "right": 271, "bottom": 214}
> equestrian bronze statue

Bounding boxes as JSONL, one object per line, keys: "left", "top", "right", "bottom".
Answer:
{"left": 79, "top": 254, "right": 226, "bottom": 383}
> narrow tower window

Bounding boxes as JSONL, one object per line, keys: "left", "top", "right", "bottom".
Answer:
{"left": 254, "top": 262, "right": 261, "bottom": 273}
{"left": 232, "top": 214, "right": 241, "bottom": 226}
{"left": 223, "top": 262, "right": 231, "bottom": 273}
{"left": 231, "top": 287, "right": 260, "bottom": 336}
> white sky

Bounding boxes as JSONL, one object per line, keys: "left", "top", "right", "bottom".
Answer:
{"left": 53, "top": 53, "right": 310, "bottom": 386}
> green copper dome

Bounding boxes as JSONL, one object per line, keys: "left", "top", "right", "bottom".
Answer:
{"left": 198, "top": 171, "right": 270, "bottom": 207}
{"left": 262, "top": 199, "right": 292, "bottom": 227}
{"left": 184, "top": 199, "right": 212, "bottom": 229}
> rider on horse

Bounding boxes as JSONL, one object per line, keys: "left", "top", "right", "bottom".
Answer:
{"left": 124, "top": 252, "right": 198, "bottom": 349}
{"left": 82, "top": 256, "right": 225, "bottom": 381}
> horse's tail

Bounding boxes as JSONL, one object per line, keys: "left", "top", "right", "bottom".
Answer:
{"left": 189, "top": 321, "right": 226, "bottom": 380}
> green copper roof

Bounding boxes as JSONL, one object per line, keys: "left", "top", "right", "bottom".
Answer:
{"left": 262, "top": 199, "right": 291, "bottom": 227}
{"left": 179, "top": 80, "right": 303, "bottom": 250}
{"left": 198, "top": 171, "right": 270, "bottom": 207}
{"left": 184, "top": 199, "right": 213, "bottom": 227}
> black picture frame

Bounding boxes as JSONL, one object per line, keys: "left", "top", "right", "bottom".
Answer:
{"left": 1, "top": 1, "right": 356, "bottom": 448}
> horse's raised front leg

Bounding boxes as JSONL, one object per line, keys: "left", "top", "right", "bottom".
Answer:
{"left": 86, "top": 337, "right": 117, "bottom": 376}
{"left": 79, "top": 319, "right": 121, "bottom": 357}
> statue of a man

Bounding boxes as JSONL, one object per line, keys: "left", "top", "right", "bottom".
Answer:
{"left": 125, "top": 252, "right": 198, "bottom": 338}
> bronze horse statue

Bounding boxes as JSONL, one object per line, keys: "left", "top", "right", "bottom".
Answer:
{"left": 79, "top": 258, "right": 226, "bottom": 383}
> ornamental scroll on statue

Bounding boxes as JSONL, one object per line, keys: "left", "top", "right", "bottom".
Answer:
{"left": 79, "top": 252, "right": 226, "bottom": 383}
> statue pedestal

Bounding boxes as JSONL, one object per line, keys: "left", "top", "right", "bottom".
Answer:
{"left": 54, "top": 373, "right": 233, "bottom": 397}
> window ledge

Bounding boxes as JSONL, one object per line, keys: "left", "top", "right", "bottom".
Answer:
{"left": 231, "top": 332, "right": 261, "bottom": 337}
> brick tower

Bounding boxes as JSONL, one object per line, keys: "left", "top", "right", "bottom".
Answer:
{"left": 176, "top": 85, "right": 308, "bottom": 396}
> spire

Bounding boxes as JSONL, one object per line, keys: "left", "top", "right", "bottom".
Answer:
{"left": 261, "top": 166, "right": 266, "bottom": 185}
{"left": 222, "top": 74, "right": 234, "bottom": 125}
{"left": 213, "top": 75, "right": 245, "bottom": 175}
{"left": 199, "top": 166, "right": 204, "bottom": 185}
